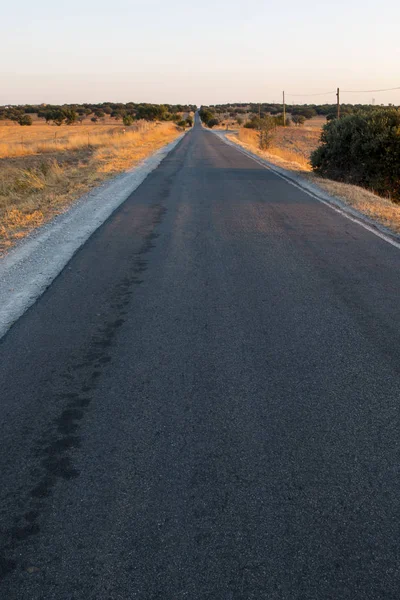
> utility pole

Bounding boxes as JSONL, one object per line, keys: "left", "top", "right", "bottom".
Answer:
{"left": 336, "top": 87, "right": 340, "bottom": 119}
{"left": 283, "top": 91, "right": 286, "bottom": 127}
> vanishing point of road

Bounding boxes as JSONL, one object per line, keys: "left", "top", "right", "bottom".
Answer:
{"left": 0, "top": 115, "right": 399, "bottom": 599}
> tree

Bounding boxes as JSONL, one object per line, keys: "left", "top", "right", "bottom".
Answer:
{"left": 186, "top": 117, "right": 193, "bottom": 127}
{"left": 51, "top": 110, "right": 65, "bottom": 126}
{"left": 199, "top": 107, "right": 215, "bottom": 126}
{"left": 292, "top": 107, "right": 316, "bottom": 120}
{"left": 17, "top": 114, "right": 32, "bottom": 126}
{"left": 208, "top": 118, "right": 219, "bottom": 128}
{"left": 123, "top": 114, "right": 134, "bottom": 126}
{"left": 64, "top": 109, "right": 77, "bottom": 125}
{"left": 111, "top": 110, "right": 125, "bottom": 121}
{"left": 292, "top": 114, "right": 306, "bottom": 126}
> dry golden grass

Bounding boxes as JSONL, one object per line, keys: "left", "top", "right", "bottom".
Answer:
{"left": 236, "top": 123, "right": 320, "bottom": 170}
{"left": 0, "top": 120, "right": 154, "bottom": 158}
{"left": 227, "top": 124, "right": 400, "bottom": 236}
{"left": 0, "top": 121, "right": 182, "bottom": 253}
{"left": 309, "top": 176, "right": 400, "bottom": 234}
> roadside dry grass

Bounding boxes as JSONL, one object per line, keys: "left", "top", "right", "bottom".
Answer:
{"left": 236, "top": 126, "right": 319, "bottom": 170}
{"left": 227, "top": 125, "right": 400, "bottom": 235}
{"left": 0, "top": 121, "right": 182, "bottom": 254}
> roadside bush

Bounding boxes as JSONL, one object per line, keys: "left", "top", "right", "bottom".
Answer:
{"left": 311, "top": 108, "right": 400, "bottom": 200}
{"left": 259, "top": 116, "right": 277, "bottom": 150}
{"left": 244, "top": 117, "right": 261, "bottom": 129}
{"left": 207, "top": 118, "right": 219, "bottom": 128}
{"left": 199, "top": 107, "right": 215, "bottom": 126}
{"left": 273, "top": 115, "right": 290, "bottom": 127}
{"left": 186, "top": 117, "right": 193, "bottom": 127}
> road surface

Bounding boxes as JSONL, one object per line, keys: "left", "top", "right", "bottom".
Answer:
{"left": 0, "top": 115, "right": 399, "bottom": 599}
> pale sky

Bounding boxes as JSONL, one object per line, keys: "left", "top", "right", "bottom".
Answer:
{"left": 1, "top": 0, "right": 399, "bottom": 106}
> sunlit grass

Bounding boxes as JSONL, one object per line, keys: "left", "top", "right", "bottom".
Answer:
{"left": 0, "top": 121, "right": 182, "bottom": 253}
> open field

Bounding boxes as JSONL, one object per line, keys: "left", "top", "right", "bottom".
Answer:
{"left": 227, "top": 122, "right": 400, "bottom": 235}
{"left": 0, "top": 116, "right": 154, "bottom": 158}
{"left": 235, "top": 126, "right": 321, "bottom": 170}
{"left": 0, "top": 120, "right": 182, "bottom": 253}
{"left": 215, "top": 114, "right": 325, "bottom": 168}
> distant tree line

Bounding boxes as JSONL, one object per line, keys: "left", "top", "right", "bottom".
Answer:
{"left": 0, "top": 103, "right": 197, "bottom": 126}
{"left": 205, "top": 102, "right": 399, "bottom": 125}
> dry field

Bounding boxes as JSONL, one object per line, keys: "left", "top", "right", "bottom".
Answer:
{"left": 216, "top": 115, "right": 325, "bottom": 168}
{"left": 227, "top": 119, "right": 400, "bottom": 235}
{"left": 235, "top": 126, "right": 319, "bottom": 171}
{"left": 0, "top": 119, "right": 182, "bottom": 253}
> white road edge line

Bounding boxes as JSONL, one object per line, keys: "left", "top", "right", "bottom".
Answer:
{"left": 211, "top": 130, "right": 400, "bottom": 252}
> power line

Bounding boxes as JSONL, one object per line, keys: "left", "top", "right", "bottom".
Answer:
{"left": 285, "top": 91, "right": 335, "bottom": 97}
{"left": 341, "top": 85, "right": 400, "bottom": 93}
{"left": 285, "top": 85, "right": 400, "bottom": 97}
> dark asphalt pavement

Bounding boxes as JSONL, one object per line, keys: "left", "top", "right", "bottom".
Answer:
{"left": 0, "top": 116, "right": 399, "bottom": 599}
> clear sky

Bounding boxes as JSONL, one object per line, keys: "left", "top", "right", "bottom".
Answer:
{"left": 1, "top": 0, "right": 399, "bottom": 106}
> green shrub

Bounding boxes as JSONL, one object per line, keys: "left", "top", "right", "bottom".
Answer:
{"left": 207, "top": 118, "right": 219, "bottom": 128}
{"left": 244, "top": 117, "right": 261, "bottom": 129}
{"left": 64, "top": 109, "right": 77, "bottom": 125}
{"left": 311, "top": 108, "right": 400, "bottom": 200}
{"left": 199, "top": 107, "right": 215, "bottom": 126}
{"left": 292, "top": 107, "right": 316, "bottom": 119}
{"left": 52, "top": 110, "right": 65, "bottom": 126}
{"left": 273, "top": 115, "right": 290, "bottom": 127}
{"left": 292, "top": 114, "right": 306, "bottom": 126}
{"left": 259, "top": 116, "right": 277, "bottom": 149}
{"left": 17, "top": 115, "right": 32, "bottom": 126}
{"left": 122, "top": 114, "right": 134, "bottom": 126}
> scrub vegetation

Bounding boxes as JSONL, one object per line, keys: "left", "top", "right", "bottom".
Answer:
{"left": 311, "top": 109, "right": 400, "bottom": 201}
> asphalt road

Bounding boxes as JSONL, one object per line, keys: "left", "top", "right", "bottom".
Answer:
{"left": 0, "top": 116, "right": 399, "bottom": 599}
